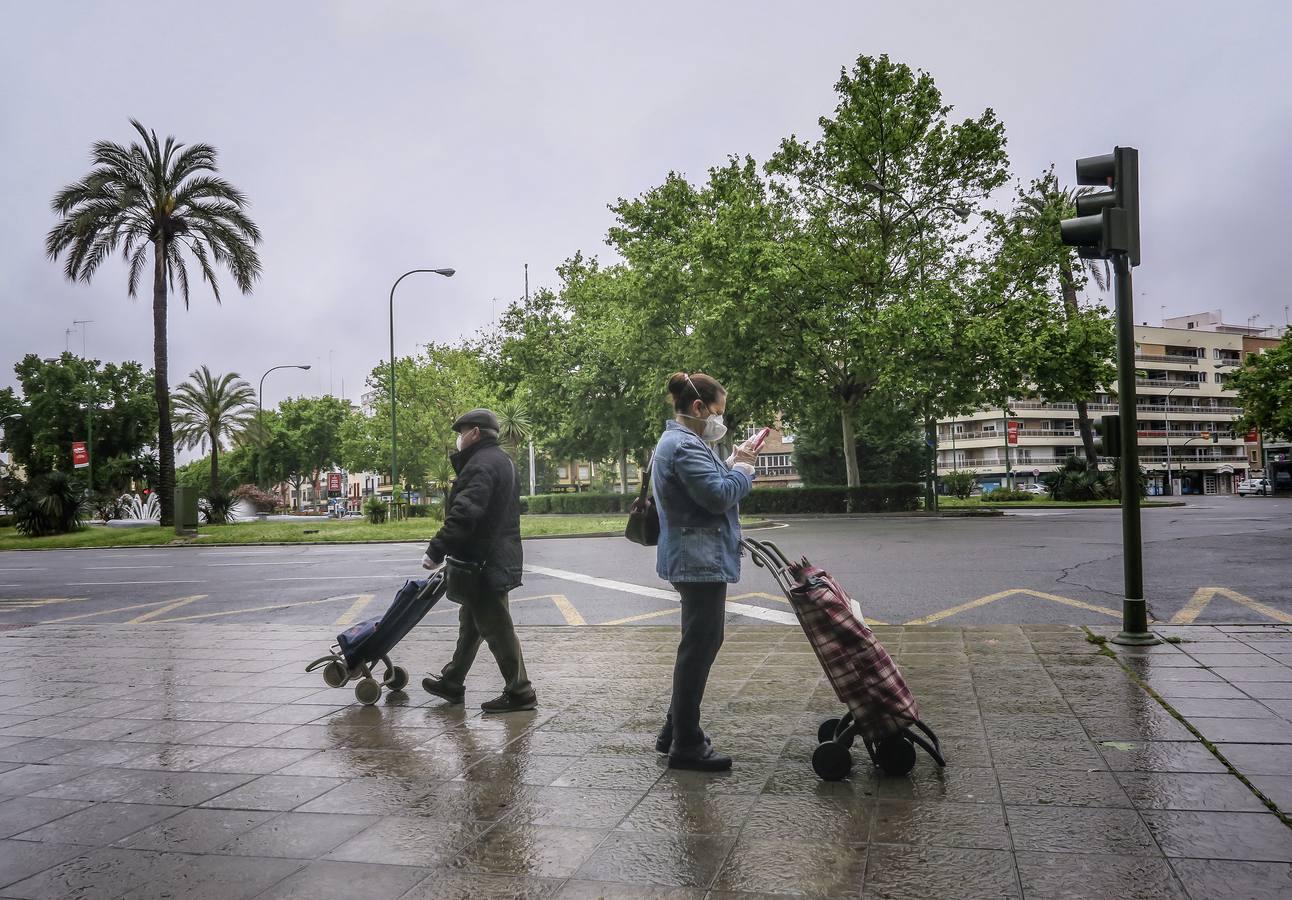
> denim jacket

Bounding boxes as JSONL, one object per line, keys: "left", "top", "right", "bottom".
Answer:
{"left": 653, "top": 420, "right": 754, "bottom": 583}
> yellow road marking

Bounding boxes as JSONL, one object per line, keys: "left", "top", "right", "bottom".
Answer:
{"left": 550, "top": 594, "right": 586, "bottom": 626}
{"left": 42, "top": 597, "right": 176, "bottom": 624}
{"left": 905, "top": 589, "right": 1124, "bottom": 626}
{"left": 730, "top": 591, "right": 791, "bottom": 605}
{"left": 0, "top": 597, "right": 80, "bottom": 612}
{"left": 1171, "top": 587, "right": 1292, "bottom": 625}
{"left": 334, "top": 594, "right": 376, "bottom": 626}
{"left": 127, "top": 595, "right": 206, "bottom": 624}
{"left": 154, "top": 594, "right": 365, "bottom": 623}
{"left": 601, "top": 607, "right": 682, "bottom": 625}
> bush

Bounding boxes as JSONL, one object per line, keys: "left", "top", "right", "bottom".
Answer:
{"left": 523, "top": 492, "right": 632, "bottom": 514}
{"left": 11, "top": 472, "right": 85, "bottom": 537}
{"left": 941, "top": 470, "right": 977, "bottom": 501}
{"left": 364, "top": 496, "right": 388, "bottom": 525}
{"left": 741, "top": 484, "right": 921, "bottom": 514}
{"left": 0, "top": 514, "right": 14, "bottom": 528}
{"left": 405, "top": 503, "right": 443, "bottom": 520}
{"left": 91, "top": 491, "right": 127, "bottom": 524}
{"left": 201, "top": 491, "right": 236, "bottom": 524}
{"left": 982, "top": 488, "right": 1033, "bottom": 502}
{"left": 231, "top": 484, "right": 277, "bottom": 512}
{"left": 1044, "top": 456, "right": 1117, "bottom": 501}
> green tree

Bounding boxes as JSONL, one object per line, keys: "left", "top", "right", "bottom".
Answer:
{"left": 46, "top": 120, "right": 262, "bottom": 524}
{"left": 1231, "top": 332, "right": 1292, "bottom": 442}
{"left": 0, "top": 354, "right": 158, "bottom": 492}
{"left": 1006, "top": 169, "right": 1116, "bottom": 464}
{"left": 171, "top": 366, "right": 256, "bottom": 495}
{"left": 269, "top": 395, "right": 354, "bottom": 509}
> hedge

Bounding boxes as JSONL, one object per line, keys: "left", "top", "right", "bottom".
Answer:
{"left": 519, "top": 483, "right": 919, "bottom": 515}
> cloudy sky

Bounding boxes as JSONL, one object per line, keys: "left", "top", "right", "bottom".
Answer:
{"left": 3, "top": 1, "right": 1290, "bottom": 415}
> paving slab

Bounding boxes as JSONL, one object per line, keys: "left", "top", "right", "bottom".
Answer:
{"left": 0, "top": 622, "right": 1287, "bottom": 899}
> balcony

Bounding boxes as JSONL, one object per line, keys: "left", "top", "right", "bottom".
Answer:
{"left": 1135, "top": 352, "right": 1202, "bottom": 365}
{"left": 1136, "top": 378, "right": 1200, "bottom": 390}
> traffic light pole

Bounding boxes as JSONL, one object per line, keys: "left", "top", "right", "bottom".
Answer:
{"left": 1112, "top": 253, "right": 1157, "bottom": 645}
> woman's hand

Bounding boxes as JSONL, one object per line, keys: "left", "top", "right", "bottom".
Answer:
{"left": 731, "top": 442, "right": 758, "bottom": 466}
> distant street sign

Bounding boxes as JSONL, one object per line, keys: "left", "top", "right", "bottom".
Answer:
{"left": 1006, "top": 421, "right": 1020, "bottom": 445}
{"left": 327, "top": 472, "right": 343, "bottom": 496}
{"left": 1033, "top": 468, "right": 1041, "bottom": 477}
{"left": 72, "top": 441, "right": 89, "bottom": 469}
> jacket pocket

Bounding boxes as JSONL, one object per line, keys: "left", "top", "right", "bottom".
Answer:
{"left": 677, "top": 526, "right": 723, "bottom": 575}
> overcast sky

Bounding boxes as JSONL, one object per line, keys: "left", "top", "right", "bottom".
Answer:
{"left": 4, "top": 0, "right": 1290, "bottom": 418}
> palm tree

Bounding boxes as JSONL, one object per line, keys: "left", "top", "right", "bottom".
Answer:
{"left": 494, "top": 398, "right": 534, "bottom": 453}
{"left": 172, "top": 367, "right": 256, "bottom": 495}
{"left": 46, "top": 120, "right": 261, "bottom": 524}
{"left": 1012, "top": 169, "right": 1108, "bottom": 465}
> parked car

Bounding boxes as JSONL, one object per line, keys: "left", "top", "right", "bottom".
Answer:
{"left": 1020, "top": 483, "right": 1049, "bottom": 496}
{"left": 1237, "top": 478, "right": 1270, "bottom": 497}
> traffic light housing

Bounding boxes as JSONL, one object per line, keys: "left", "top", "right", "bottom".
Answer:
{"left": 1096, "top": 415, "right": 1121, "bottom": 458}
{"left": 1059, "top": 147, "right": 1140, "bottom": 267}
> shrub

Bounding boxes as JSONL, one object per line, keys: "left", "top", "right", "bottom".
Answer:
{"left": 741, "top": 484, "right": 921, "bottom": 514}
{"left": 91, "top": 491, "right": 127, "bottom": 524}
{"left": 941, "top": 470, "right": 977, "bottom": 501}
{"left": 231, "top": 484, "right": 278, "bottom": 512}
{"left": 201, "top": 491, "right": 236, "bottom": 524}
{"left": 982, "top": 488, "right": 1033, "bottom": 502}
{"left": 0, "top": 514, "right": 14, "bottom": 528}
{"left": 11, "top": 472, "right": 85, "bottom": 537}
{"left": 405, "top": 503, "right": 443, "bottom": 520}
{"left": 364, "top": 496, "right": 388, "bottom": 525}
{"left": 1044, "top": 456, "right": 1117, "bottom": 501}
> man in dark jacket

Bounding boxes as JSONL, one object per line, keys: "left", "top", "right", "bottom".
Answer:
{"left": 420, "top": 408, "right": 535, "bottom": 713}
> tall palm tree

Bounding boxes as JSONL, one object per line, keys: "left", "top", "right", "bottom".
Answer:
{"left": 46, "top": 120, "right": 261, "bottom": 524}
{"left": 172, "top": 367, "right": 256, "bottom": 495}
{"left": 1012, "top": 169, "right": 1108, "bottom": 465}
{"left": 494, "top": 398, "right": 534, "bottom": 452}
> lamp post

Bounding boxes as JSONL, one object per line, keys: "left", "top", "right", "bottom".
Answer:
{"left": 861, "top": 182, "right": 971, "bottom": 512}
{"left": 388, "top": 268, "right": 455, "bottom": 510}
{"left": 257, "top": 364, "right": 312, "bottom": 488}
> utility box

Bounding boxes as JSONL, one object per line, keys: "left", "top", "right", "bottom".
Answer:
{"left": 174, "top": 486, "right": 200, "bottom": 535}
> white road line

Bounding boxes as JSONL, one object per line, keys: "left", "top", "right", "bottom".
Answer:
{"left": 85, "top": 565, "right": 173, "bottom": 570}
{"left": 265, "top": 574, "right": 409, "bottom": 582}
{"left": 523, "top": 564, "right": 797, "bottom": 626}
{"left": 205, "top": 561, "right": 318, "bottom": 567}
{"left": 0, "top": 568, "right": 47, "bottom": 572}
{"left": 67, "top": 580, "right": 206, "bottom": 586}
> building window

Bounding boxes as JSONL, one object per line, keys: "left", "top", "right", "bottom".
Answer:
{"left": 781, "top": 432, "right": 795, "bottom": 444}
{"left": 557, "top": 466, "right": 569, "bottom": 480}
{"left": 578, "top": 464, "right": 590, "bottom": 481}
{"left": 757, "top": 453, "right": 793, "bottom": 472}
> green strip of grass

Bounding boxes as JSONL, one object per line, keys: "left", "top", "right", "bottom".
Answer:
{"left": 0, "top": 515, "right": 650, "bottom": 550}
{"left": 939, "top": 498, "right": 1181, "bottom": 509}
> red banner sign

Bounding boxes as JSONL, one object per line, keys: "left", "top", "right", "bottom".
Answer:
{"left": 1006, "top": 421, "right": 1020, "bottom": 445}
{"left": 327, "top": 472, "right": 343, "bottom": 493}
{"left": 72, "top": 441, "right": 89, "bottom": 469}
{"left": 1245, "top": 427, "right": 1259, "bottom": 443}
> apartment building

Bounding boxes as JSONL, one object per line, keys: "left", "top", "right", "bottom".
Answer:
{"left": 937, "top": 312, "right": 1288, "bottom": 496}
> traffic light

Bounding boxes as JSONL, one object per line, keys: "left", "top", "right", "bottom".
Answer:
{"left": 1059, "top": 147, "right": 1140, "bottom": 267}
{"left": 1095, "top": 415, "right": 1121, "bottom": 457}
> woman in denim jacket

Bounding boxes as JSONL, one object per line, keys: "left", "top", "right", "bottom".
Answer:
{"left": 652, "top": 371, "right": 758, "bottom": 770}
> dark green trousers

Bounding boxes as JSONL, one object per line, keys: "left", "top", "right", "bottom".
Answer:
{"left": 441, "top": 590, "right": 533, "bottom": 698}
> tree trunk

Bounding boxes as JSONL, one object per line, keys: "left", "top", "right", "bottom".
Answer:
{"left": 209, "top": 429, "right": 220, "bottom": 497}
{"left": 619, "top": 442, "right": 629, "bottom": 494}
{"left": 1060, "top": 264, "right": 1100, "bottom": 465}
{"left": 840, "top": 403, "right": 860, "bottom": 488}
{"left": 152, "top": 240, "right": 175, "bottom": 526}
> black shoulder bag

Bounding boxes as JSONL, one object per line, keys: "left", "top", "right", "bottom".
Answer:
{"left": 625, "top": 458, "right": 660, "bottom": 547}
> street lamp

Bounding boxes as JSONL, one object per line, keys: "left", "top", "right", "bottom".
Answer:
{"left": 257, "top": 364, "right": 312, "bottom": 487}
{"left": 389, "top": 268, "right": 455, "bottom": 510}
{"left": 861, "top": 182, "right": 971, "bottom": 511}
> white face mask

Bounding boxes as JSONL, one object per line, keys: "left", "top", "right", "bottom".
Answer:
{"left": 455, "top": 430, "right": 473, "bottom": 453}
{"left": 700, "top": 415, "right": 727, "bottom": 444}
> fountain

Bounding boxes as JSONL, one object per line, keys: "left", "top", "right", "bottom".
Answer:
{"left": 105, "top": 492, "right": 161, "bottom": 527}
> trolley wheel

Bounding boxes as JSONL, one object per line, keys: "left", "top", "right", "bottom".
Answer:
{"left": 322, "top": 660, "right": 349, "bottom": 688}
{"left": 354, "top": 678, "right": 382, "bottom": 706}
{"left": 385, "top": 666, "right": 409, "bottom": 693}
{"left": 812, "top": 742, "right": 853, "bottom": 781}
{"left": 817, "top": 718, "right": 842, "bottom": 745}
{"left": 874, "top": 735, "right": 917, "bottom": 777}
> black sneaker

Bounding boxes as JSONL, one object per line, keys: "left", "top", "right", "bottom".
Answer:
{"left": 655, "top": 726, "right": 711, "bottom": 754}
{"left": 481, "top": 692, "right": 538, "bottom": 714}
{"left": 421, "top": 675, "right": 464, "bottom": 704}
{"left": 668, "top": 742, "right": 732, "bottom": 772}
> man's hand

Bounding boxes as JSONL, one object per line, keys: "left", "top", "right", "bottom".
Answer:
{"left": 422, "top": 553, "right": 442, "bottom": 571}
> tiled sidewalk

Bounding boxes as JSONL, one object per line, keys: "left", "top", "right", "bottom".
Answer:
{"left": 0, "top": 622, "right": 1288, "bottom": 899}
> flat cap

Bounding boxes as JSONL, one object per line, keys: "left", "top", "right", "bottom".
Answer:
{"left": 452, "top": 408, "right": 499, "bottom": 432}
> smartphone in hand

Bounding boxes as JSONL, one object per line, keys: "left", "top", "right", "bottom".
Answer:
{"left": 751, "top": 427, "right": 771, "bottom": 449}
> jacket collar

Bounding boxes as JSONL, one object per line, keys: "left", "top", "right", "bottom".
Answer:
{"left": 450, "top": 435, "right": 499, "bottom": 474}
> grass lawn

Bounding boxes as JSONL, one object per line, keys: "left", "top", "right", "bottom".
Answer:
{"left": 938, "top": 497, "right": 1181, "bottom": 509}
{"left": 0, "top": 515, "right": 642, "bottom": 551}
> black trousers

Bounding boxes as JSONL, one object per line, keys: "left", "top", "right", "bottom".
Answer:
{"left": 667, "top": 581, "right": 727, "bottom": 749}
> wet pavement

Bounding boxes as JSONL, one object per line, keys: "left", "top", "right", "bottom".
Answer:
{"left": 0, "top": 622, "right": 1288, "bottom": 898}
